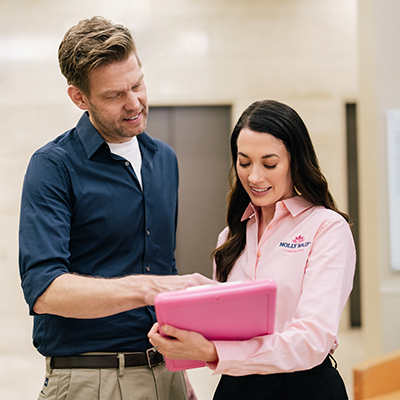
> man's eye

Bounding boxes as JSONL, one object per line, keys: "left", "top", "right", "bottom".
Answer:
{"left": 107, "top": 94, "right": 120, "bottom": 100}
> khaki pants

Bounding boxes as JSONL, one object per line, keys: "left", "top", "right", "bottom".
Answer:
{"left": 38, "top": 357, "right": 188, "bottom": 400}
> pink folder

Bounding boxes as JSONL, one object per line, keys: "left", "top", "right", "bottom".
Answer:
{"left": 154, "top": 279, "right": 277, "bottom": 371}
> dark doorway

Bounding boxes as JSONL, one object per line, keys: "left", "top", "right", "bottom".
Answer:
{"left": 146, "top": 105, "right": 232, "bottom": 278}
{"left": 346, "top": 102, "right": 361, "bottom": 327}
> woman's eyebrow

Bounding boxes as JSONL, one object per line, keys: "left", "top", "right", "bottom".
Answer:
{"left": 237, "top": 151, "right": 279, "bottom": 159}
{"left": 262, "top": 154, "right": 279, "bottom": 159}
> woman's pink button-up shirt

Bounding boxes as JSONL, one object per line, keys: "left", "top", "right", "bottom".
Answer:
{"left": 210, "top": 196, "right": 356, "bottom": 376}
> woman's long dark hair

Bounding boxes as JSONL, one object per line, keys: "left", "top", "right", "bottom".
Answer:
{"left": 213, "top": 100, "right": 349, "bottom": 282}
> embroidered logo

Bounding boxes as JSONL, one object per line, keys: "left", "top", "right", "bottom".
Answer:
{"left": 279, "top": 235, "right": 311, "bottom": 252}
{"left": 292, "top": 235, "right": 304, "bottom": 244}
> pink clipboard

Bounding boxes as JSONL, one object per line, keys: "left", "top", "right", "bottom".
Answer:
{"left": 154, "top": 279, "right": 277, "bottom": 371}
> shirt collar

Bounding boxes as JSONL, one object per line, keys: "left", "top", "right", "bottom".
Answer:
{"left": 137, "top": 130, "right": 158, "bottom": 153}
{"left": 76, "top": 112, "right": 158, "bottom": 159}
{"left": 240, "top": 195, "right": 314, "bottom": 221}
{"left": 76, "top": 112, "right": 106, "bottom": 159}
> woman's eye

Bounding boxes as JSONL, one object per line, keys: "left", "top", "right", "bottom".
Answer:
{"left": 238, "top": 162, "right": 250, "bottom": 168}
{"left": 264, "top": 164, "right": 277, "bottom": 169}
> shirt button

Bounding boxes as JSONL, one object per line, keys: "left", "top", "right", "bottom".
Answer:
{"left": 147, "top": 230, "right": 150, "bottom": 236}
{"left": 257, "top": 252, "right": 262, "bottom": 258}
{"left": 146, "top": 266, "right": 150, "bottom": 272}
{"left": 267, "top": 225, "right": 272, "bottom": 230}
{"left": 125, "top": 161, "right": 130, "bottom": 166}
{"left": 223, "top": 369, "right": 229, "bottom": 373}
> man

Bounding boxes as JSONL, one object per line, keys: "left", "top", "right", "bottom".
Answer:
{"left": 19, "top": 16, "right": 212, "bottom": 400}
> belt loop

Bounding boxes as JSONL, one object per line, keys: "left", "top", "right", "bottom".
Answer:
{"left": 328, "top": 353, "right": 338, "bottom": 369}
{"left": 46, "top": 357, "right": 53, "bottom": 374}
{"left": 118, "top": 353, "right": 125, "bottom": 376}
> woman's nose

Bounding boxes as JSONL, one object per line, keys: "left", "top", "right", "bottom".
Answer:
{"left": 248, "top": 166, "right": 264, "bottom": 184}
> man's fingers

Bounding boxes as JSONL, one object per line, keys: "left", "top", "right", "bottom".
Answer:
{"left": 148, "top": 322, "right": 159, "bottom": 337}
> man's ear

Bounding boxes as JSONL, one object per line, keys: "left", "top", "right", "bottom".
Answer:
{"left": 67, "top": 85, "right": 89, "bottom": 111}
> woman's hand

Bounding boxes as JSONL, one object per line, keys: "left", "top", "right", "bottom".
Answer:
{"left": 148, "top": 323, "right": 219, "bottom": 363}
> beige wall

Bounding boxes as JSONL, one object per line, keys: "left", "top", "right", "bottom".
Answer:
{"left": 0, "top": 0, "right": 360, "bottom": 380}
{"left": 0, "top": 0, "right": 357, "bottom": 212}
{"left": 1, "top": 0, "right": 356, "bottom": 347}
{"left": 0, "top": 0, "right": 357, "bottom": 279}
{"left": 5, "top": 0, "right": 400, "bottom": 393}
{"left": 358, "top": 0, "right": 400, "bottom": 356}
{"left": 0, "top": 1, "right": 376, "bottom": 398}
{"left": 0, "top": 0, "right": 357, "bottom": 284}
{"left": 142, "top": 0, "right": 358, "bottom": 211}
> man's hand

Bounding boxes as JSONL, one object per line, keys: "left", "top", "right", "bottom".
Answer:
{"left": 33, "top": 272, "right": 215, "bottom": 319}
{"left": 141, "top": 273, "right": 215, "bottom": 306}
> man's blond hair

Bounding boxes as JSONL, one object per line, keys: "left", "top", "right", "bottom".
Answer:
{"left": 58, "top": 16, "right": 141, "bottom": 96}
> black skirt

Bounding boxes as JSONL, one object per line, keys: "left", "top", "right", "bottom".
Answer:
{"left": 212, "top": 355, "right": 348, "bottom": 400}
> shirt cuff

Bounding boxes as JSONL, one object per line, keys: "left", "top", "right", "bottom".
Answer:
{"left": 207, "top": 341, "right": 246, "bottom": 375}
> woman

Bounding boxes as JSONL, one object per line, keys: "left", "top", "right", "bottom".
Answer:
{"left": 149, "top": 100, "right": 355, "bottom": 399}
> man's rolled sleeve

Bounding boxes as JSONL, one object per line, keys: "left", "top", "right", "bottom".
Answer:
{"left": 19, "top": 151, "right": 72, "bottom": 314}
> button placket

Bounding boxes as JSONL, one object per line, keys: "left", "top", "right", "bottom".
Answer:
{"left": 255, "top": 222, "right": 275, "bottom": 279}
{"left": 247, "top": 219, "right": 259, "bottom": 280}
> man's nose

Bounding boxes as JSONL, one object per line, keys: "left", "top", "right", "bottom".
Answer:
{"left": 125, "top": 91, "right": 140, "bottom": 111}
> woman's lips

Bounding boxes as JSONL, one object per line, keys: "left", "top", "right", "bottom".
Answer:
{"left": 250, "top": 186, "right": 272, "bottom": 196}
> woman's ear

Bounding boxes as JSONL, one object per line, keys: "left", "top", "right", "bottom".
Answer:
{"left": 67, "top": 85, "right": 89, "bottom": 111}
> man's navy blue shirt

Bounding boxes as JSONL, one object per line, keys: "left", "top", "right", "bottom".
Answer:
{"left": 19, "top": 112, "right": 179, "bottom": 357}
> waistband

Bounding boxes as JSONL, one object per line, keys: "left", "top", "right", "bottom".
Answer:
{"left": 50, "top": 348, "right": 164, "bottom": 370}
{"left": 312, "top": 354, "right": 337, "bottom": 370}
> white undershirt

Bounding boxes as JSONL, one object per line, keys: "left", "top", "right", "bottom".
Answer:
{"left": 107, "top": 136, "right": 143, "bottom": 189}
